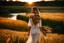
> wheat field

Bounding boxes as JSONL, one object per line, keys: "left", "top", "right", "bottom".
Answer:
{"left": 0, "top": 29, "right": 64, "bottom": 43}
{"left": 0, "top": 12, "right": 64, "bottom": 43}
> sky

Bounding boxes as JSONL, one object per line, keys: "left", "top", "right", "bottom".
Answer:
{"left": 7, "top": 0, "right": 55, "bottom": 2}
{"left": 6, "top": 0, "right": 55, "bottom": 4}
{"left": 6, "top": 0, "right": 42, "bottom": 4}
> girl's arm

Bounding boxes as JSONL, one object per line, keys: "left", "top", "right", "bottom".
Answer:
{"left": 39, "top": 27, "right": 47, "bottom": 36}
{"left": 39, "top": 19, "right": 47, "bottom": 36}
{"left": 28, "top": 18, "right": 32, "bottom": 35}
{"left": 28, "top": 26, "right": 31, "bottom": 35}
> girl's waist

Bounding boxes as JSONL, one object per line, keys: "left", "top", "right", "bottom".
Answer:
{"left": 30, "top": 29, "right": 40, "bottom": 35}
{"left": 31, "top": 26, "right": 39, "bottom": 29}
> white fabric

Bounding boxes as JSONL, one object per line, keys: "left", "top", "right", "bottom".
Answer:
{"left": 26, "top": 18, "right": 42, "bottom": 43}
{"left": 28, "top": 18, "right": 33, "bottom": 27}
{"left": 37, "top": 19, "right": 42, "bottom": 27}
{"left": 28, "top": 18, "right": 42, "bottom": 27}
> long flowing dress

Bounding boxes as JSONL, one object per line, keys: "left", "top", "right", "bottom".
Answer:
{"left": 26, "top": 18, "right": 42, "bottom": 43}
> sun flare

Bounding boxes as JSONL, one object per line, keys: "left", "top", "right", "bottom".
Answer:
{"left": 7, "top": 0, "right": 42, "bottom": 4}
{"left": 19, "top": 0, "right": 42, "bottom": 4}
{"left": 27, "top": 0, "right": 33, "bottom": 4}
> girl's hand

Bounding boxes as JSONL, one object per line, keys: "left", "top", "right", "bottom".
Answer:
{"left": 40, "top": 27, "right": 47, "bottom": 36}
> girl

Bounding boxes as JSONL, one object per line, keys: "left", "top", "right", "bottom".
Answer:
{"left": 26, "top": 6, "right": 46, "bottom": 43}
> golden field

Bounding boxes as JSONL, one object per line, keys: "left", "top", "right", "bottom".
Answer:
{"left": 0, "top": 17, "right": 28, "bottom": 31}
{"left": 25, "top": 12, "right": 64, "bottom": 21}
{"left": 0, "top": 12, "right": 64, "bottom": 43}
{"left": 40, "top": 12, "right": 64, "bottom": 21}
{"left": 0, "top": 29, "right": 64, "bottom": 43}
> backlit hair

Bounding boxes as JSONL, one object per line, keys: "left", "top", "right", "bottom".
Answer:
{"left": 31, "top": 6, "right": 40, "bottom": 20}
{"left": 31, "top": 6, "right": 39, "bottom": 15}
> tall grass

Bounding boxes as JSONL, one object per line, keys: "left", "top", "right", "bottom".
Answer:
{"left": 0, "top": 15, "right": 64, "bottom": 43}
{"left": 0, "top": 17, "right": 28, "bottom": 32}
{"left": 0, "top": 29, "right": 64, "bottom": 43}
{"left": 0, "top": 29, "right": 28, "bottom": 43}
{"left": 42, "top": 18, "right": 64, "bottom": 33}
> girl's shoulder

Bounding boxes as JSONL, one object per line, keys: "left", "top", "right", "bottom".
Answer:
{"left": 29, "top": 15, "right": 34, "bottom": 19}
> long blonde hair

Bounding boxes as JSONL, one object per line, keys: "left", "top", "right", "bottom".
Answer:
{"left": 31, "top": 6, "right": 40, "bottom": 25}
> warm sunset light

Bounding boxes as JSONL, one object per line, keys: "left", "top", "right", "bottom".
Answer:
{"left": 8, "top": 13, "right": 19, "bottom": 20}
{"left": 7, "top": 0, "right": 55, "bottom": 2}
{"left": 8, "top": 16, "right": 17, "bottom": 20}
{"left": 7, "top": 0, "right": 42, "bottom": 4}
{"left": 13, "top": 0, "right": 16, "bottom": 1}
{"left": 19, "top": 0, "right": 42, "bottom": 4}
{"left": 26, "top": 0, "right": 33, "bottom": 4}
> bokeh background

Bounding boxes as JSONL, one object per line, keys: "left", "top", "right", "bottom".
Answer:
{"left": 0, "top": 0, "right": 64, "bottom": 43}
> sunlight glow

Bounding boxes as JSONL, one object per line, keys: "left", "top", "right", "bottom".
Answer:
{"left": 8, "top": 16, "right": 17, "bottom": 20}
{"left": 11, "top": 16, "right": 17, "bottom": 20}
{"left": 6, "top": 0, "right": 42, "bottom": 4}
{"left": 7, "top": 0, "right": 55, "bottom": 2}
{"left": 19, "top": 0, "right": 42, "bottom": 4}
{"left": 13, "top": 0, "right": 16, "bottom": 1}
{"left": 8, "top": 13, "right": 19, "bottom": 20}
{"left": 7, "top": 0, "right": 9, "bottom": 1}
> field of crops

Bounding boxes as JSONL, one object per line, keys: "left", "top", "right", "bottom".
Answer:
{"left": 0, "top": 12, "right": 64, "bottom": 43}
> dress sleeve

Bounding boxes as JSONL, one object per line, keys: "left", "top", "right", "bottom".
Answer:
{"left": 38, "top": 19, "right": 42, "bottom": 27}
{"left": 28, "top": 18, "right": 33, "bottom": 27}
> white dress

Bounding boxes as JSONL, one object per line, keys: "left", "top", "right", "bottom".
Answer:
{"left": 26, "top": 18, "right": 42, "bottom": 43}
